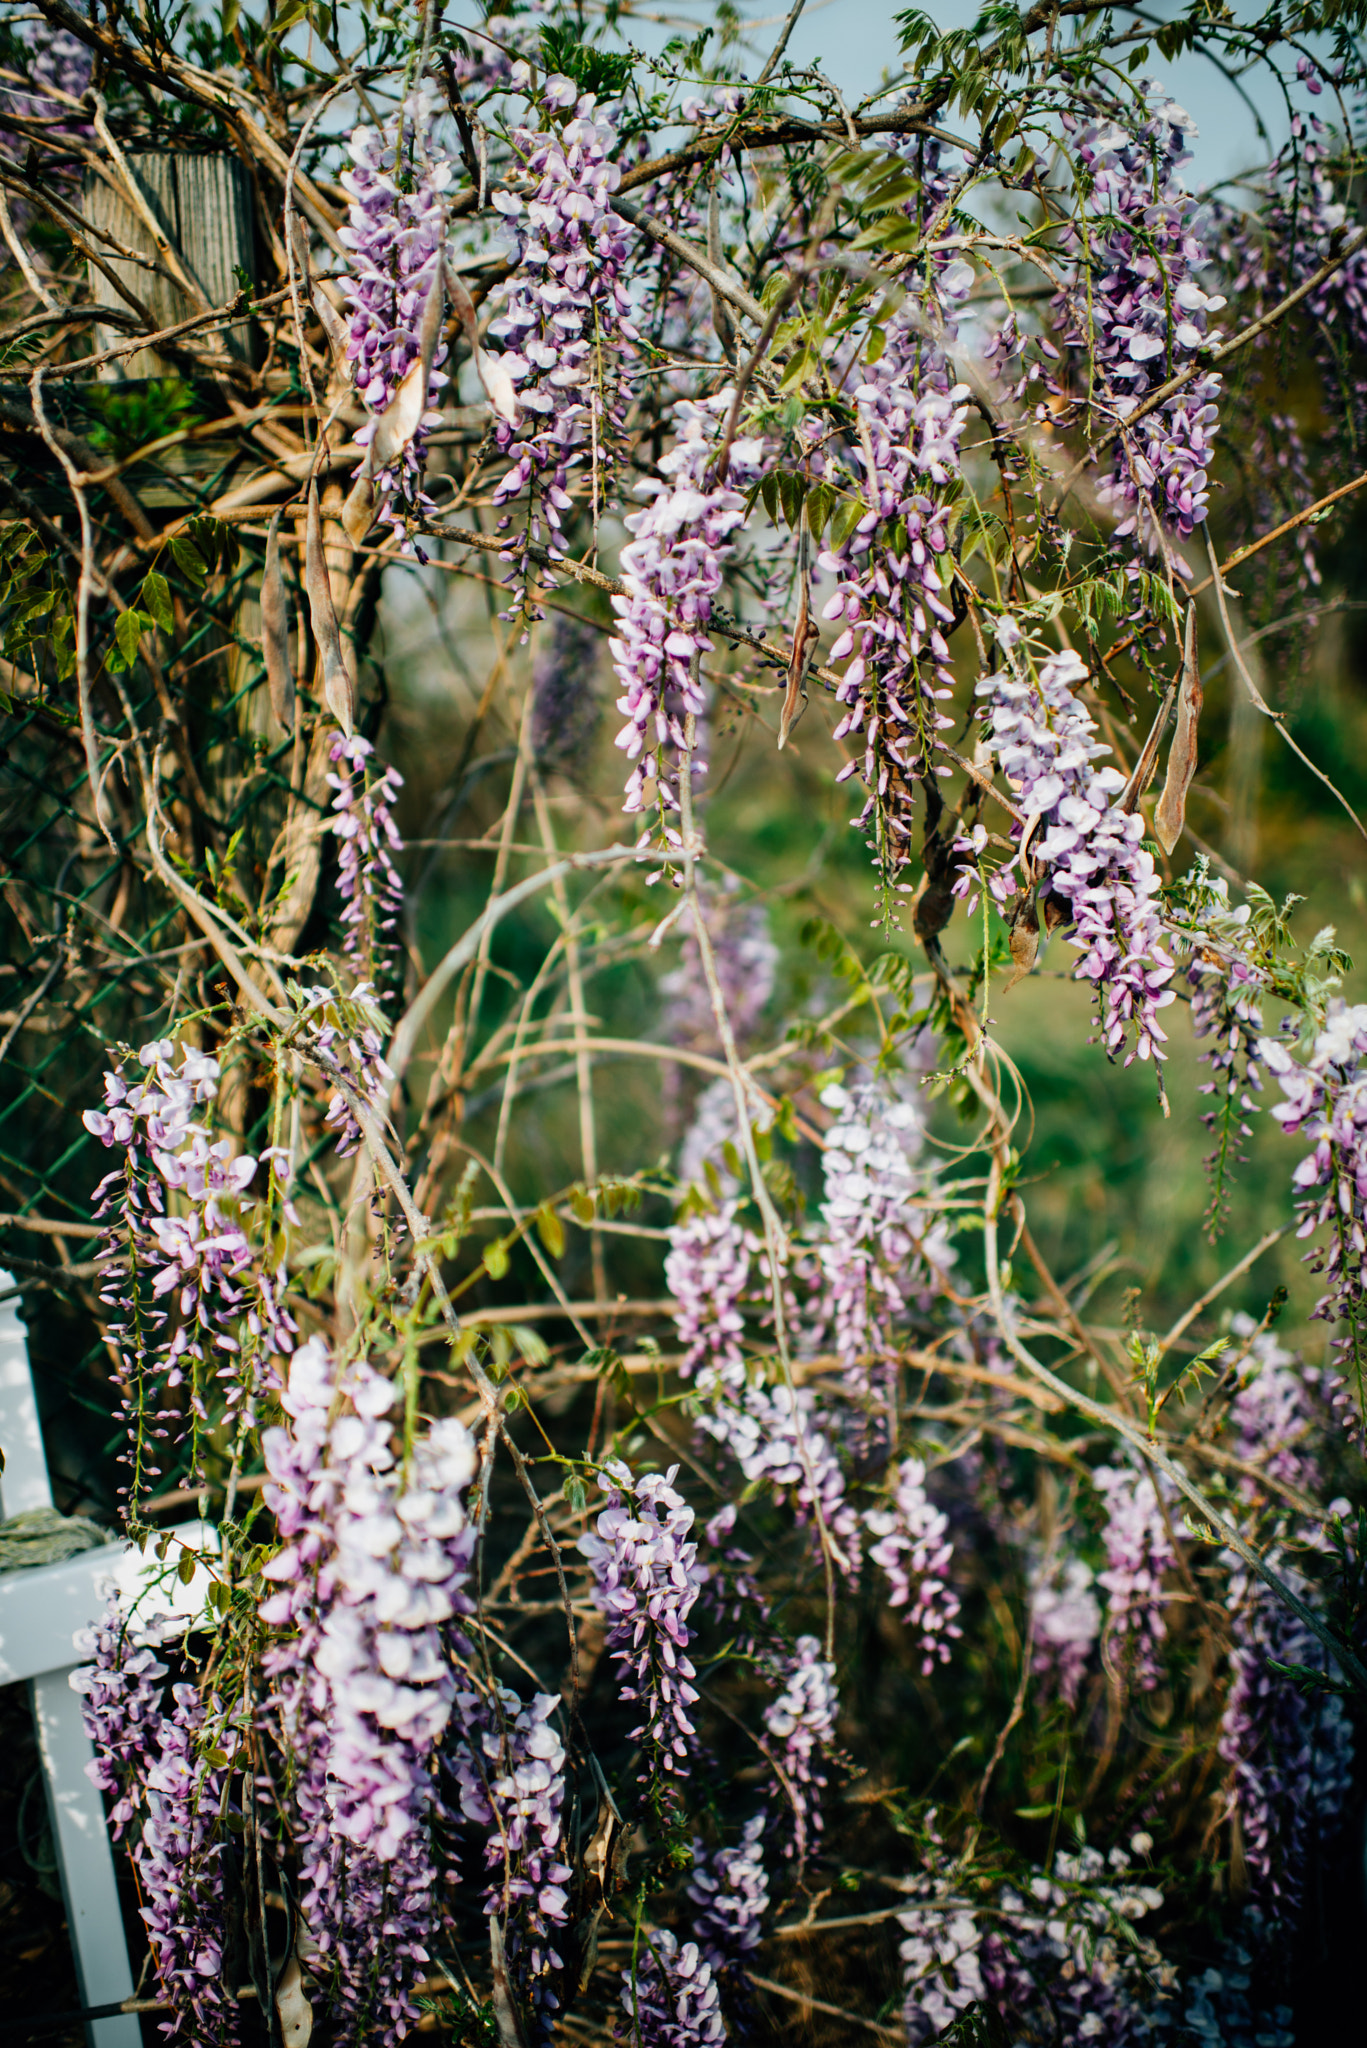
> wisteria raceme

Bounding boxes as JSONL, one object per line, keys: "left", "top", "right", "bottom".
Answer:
{"left": 531, "top": 609, "right": 603, "bottom": 774}
{"left": 491, "top": 75, "right": 637, "bottom": 596}
{"left": 761, "top": 1634, "right": 838, "bottom": 1865}
{"left": 578, "top": 1461, "right": 703, "bottom": 1785}
{"left": 338, "top": 84, "right": 453, "bottom": 534}
{"left": 897, "top": 1887, "right": 985, "bottom": 2045}
{"left": 328, "top": 734, "right": 405, "bottom": 990}
{"left": 701, "top": 1380, "right": 863, "bottom": 1578}
{"left": 83, "top": 1042, "right": 293, "bottom": 1493}
{"left": 1028, "top": 1555, "right": 1101, "bottom": 1708}
{"left": 259, "top": 1336, "right": 478, "bottom": 2041}
{"left": 1051, "top": 87, "right": 1225, "bottom": 551}
{"left": 1094, "top": 1463, "right": 1176, "bottom": 1691}
{"left": 611, "top": 394, "right": 766, "bottom": 839}
{"left": 1260, "top": 1001, "right": 1367, "bottom": 1374}
{"left": 295, "top": 983, "right": 396, "bottom": 1159}
{"left": 1218, "top": 1559, "right": 1354, "bottom": 1920}
{"left": 1180, "top": 893, "right": 1268, "bottom": 1224}
{"left": 976, "top": 649, "right": 1177, "bottom": 1064}
{"left": 617, "top": 1929, "right": 726, "bottom": 2046}
{"left": 662, "top": 883, "right": 778, "bottom": 1061}
{"left": 818, "top": 311, "right": 973, "bottom": 911}
{"left": 2, "top": 8, "right": 93, "bottom": 150}
{"left": 666, "top": 1197, "right": 754, "bottom": 1389}
{"left": 450, "top": 1688, "right": 572, "bottom": 2037}
{"left": 73, "top": 1610, "right": 236, "bottom": 2041}
{"left": 1226, "top": 1315, "right": 1327, "bottom": 1513}
{"left": 984, "top": 1843, "right": 1170, "bottom": 2042}
{"left": 686, "top": 1812, "right": 769, "bottom": 1982}
{"left": 814, "top": 1073, "right": 954, "bottom": 1418}
{"left": 864, "top": 1456, "right": 962, "bottom": 1673}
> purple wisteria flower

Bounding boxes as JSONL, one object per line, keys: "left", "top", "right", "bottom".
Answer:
{"left": 328, "top": 734, "right": 405, "bottom": 991}
{"left": 617, "top": 1928, "right": 726, "bottom": 2046}
{"left": 687, "top": 1812, "right": 769, "bottom": 1982}
{"left": 338, "top": 84, "right": 454, "bottom": 535}
{"left": 814, "top": 1074, "right": 954, "bottom": 1419}
{"left": 1028, "top": 1555, "right": 1101, "bottom": 1708}
{"left": 864, "top": 1456, "right": 962, "bottom": 1674}
{"left": 702, "top": 1380, "right": 863, "bottom": 1580}
{"left": 72, "top": 1605, "right": 236, "bottom": 2041}
{"left": 897, "top": 1889, "right": 985, "bottom": 2045}
{"left": 610, "top": 393, "right": 766, "bottom": 843}
{"left": 2, "top": 9, "right": 93, "bottom": 155}
{"left": 1218, "top": 1558, "right": 1353, "bottom": 1922}
{"left": 83, "top": 1041, "right": 293, "bottom": 1495}
{"left": 450, "top": 1687, "right": 572, "bottom": 2038}
{"left": 984, "top": 1843, "right": 1169, "bottom": 2042}
{"left": 1094, "top": 1463, "right": 1176, "bottom": 1691}
{"left": 1260, "top": 1000, "right": 1367, "bottom": 1378}
{"left": 1226, "top": 1315, "right": 1326, "bottom": 1511}
{"left": 761, "top": 1634, "right": 838, "bottom": 1866}
{"left": 259, "top": 1335, "right": 478, "bottom": 2042}
{"left": 532, "top": 609, "right": 603, "bottom": 774}
{"left": 294, "top": 983, "right": 396, "bottom": 1158}
{"left": 661, "top": 882, "right": 778, "bottom": 1062}
{"left": 976, "top": 648, "right": 1176, "bottom": 1064}
{"left": 666, "top": 1198, "right": 755, "bottom": 1391}
{"left": 1053, "top": 87, "right": 1225, "bottom": 551}
{"left": 490, "top": 79, "right": 637, "bottom": 600}
{"left": 817, "top": 357, "right": 972, "bottom": 916}
{"left": 577, "top": 1460, "right": 703, "bottom": 1788}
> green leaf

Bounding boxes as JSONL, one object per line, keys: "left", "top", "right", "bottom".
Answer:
{"left": 141, "top": 569, "right": 173, "bottom": 631}
{"left": 569, "top": 1183, "right": 595, "bottom": 1225}
{"left": 535, "top": 1201, "right": 565, "bottom": 1259}
{"left": 829, "top": 497, "right": 864, "bottom": 552}
{"left": 805, "top": 481, "right": 832, "bottom": 538}
{"left": 777, "top": 471, "right": 806, "bottom": 529}
{"left": 760, "top": 473, "right": 780, "bottom": 522}
{"left": 176, "top": 1551, "right": 197, "bottom": 1584}
{"left": 114, "top": 608, "right": 148, "bottom": 666}
{"left": 1015, "top": 1805, "right": 1055, "bottom": 1820}
{"left": 565, "top": 1473, "right": 587, "bottom": 1514}
{"left": 483, "top": 1239, "right": 510, "bottom": 1281}
{"left": 169, "top": 532, "right": 208, "bottom": 584}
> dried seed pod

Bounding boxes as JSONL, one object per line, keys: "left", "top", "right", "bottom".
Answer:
{"left": 304, "top": 480, "right": 354, "bottom": 735}
{"left": 1154, "top": 604, "right": 1202, "bottom": 855}
{"left": 261, "top": 509, "right": 295, "bottom": 732}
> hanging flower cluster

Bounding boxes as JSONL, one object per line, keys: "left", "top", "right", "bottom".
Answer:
{"left": 761, "top": 1634, "right": 838, "bottom": 1865}
{"left": 818, "top": 355, "right": 972, "bottom": 915}
{"left": 338, "top": 84, "right": 453, "bottom": 533}
{"left": 1218, "top": 1559, "right": 1354, "bottom": 1921}
{"left": 686, "top": 1812, "right": 769, "bottom": 1981}
{"left": 83, "top": 1041, "right": 293, "bottom": 1494}
{"left": 1056, "top": 87, "right": 1225, "bottom": 549}
{"left": 611, "top": 394, "right": 766, "bottom": 841}
{"left": 977, "top": 648, "right": 1176, "bottom": 1063}
{"left": 450, "top": 1687, "right": 572, "bottom": 2038}
{"left": 295, "top": 983, "right": 396, "bottom": 1159}
{"left": 328, "top": 734, "right": 405, "bottom": 991}
{"left": 259, "top": 1335, "right": 479, "bottom": 2039}
{"left": 1179, "top": 891, "right": 1269, "bottom": 1224}
{"left": 897, "top": 1889, "right": 985, "bottom": 2044}
{"left": 1094, "top": 1464, "right": 1176, "bottom": 1691}
{"left": 2, "top": 11, "right": 93, "bottom": 151}
{"left": 617, "top": 1929, "right": 726, "bottom": 2046}
{"left": 702, "top": 1379, "right": 863, "bottom": 1578}
{"left": 490, "top": 78, "right": 637, "bottom": 590}
{"left": 1028, "top": 1555, "right": 1101, "bottom": 1707}
{"left": 1226, "top": 1315, "right": 1327, "bottom": 1511}
{"left": 666, "top": 1198, "right": 755, "bottom": 1390}
{"left": 983, "top": 1843, "right": 1169, "bottom": 2040}
{"left": 73, "top": 1607, "right": 235, "bottom": 2041}
{"left": 578, "top": 1461, "right": 703, "bottom": 1788}
{"left": 814, "top": 1075, "right": 954, "bottom": 1414}
{"left": 864, "top": 1456, "right": 962, "bottom": 1673}
{"left": 531, "top": 609, "right": 603, "bottom": 775}
{"left": 1260, "top": 1001, "right": 1367, "bottom": 1373}
{"left": 661, "top": 883, "right": 778, "bottom": 1062}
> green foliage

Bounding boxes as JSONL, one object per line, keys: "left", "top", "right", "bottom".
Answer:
{"left": 539, "top": 23, "right": 633, "bottom": 99}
